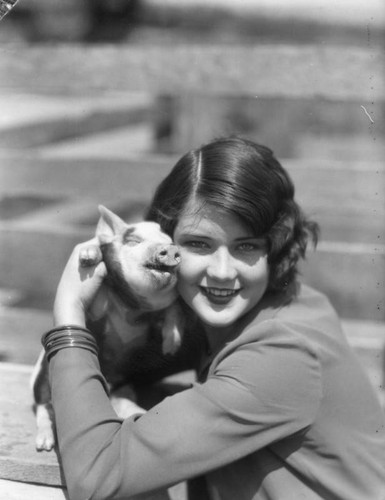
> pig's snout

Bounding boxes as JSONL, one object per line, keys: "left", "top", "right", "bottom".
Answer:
{"left": 155, "top": 245, "right": 181, "bottom": 268}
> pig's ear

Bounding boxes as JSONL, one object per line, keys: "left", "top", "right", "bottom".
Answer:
{"left": 96, "top": 205, "right": 127, "bottom": 243}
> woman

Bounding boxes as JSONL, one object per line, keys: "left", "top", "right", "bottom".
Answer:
{"left": 47, "top": 137, "right": 385, "bottom": 499}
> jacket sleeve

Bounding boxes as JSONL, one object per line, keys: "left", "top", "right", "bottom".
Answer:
{"left": 49, "top": 325, "right": 322, "bottom": 500}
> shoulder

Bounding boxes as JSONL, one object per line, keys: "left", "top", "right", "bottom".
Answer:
{"left": 209, "top": 308, "right": 323, "bottom": 424}
{"left": 210, "top": 284, "right": 347, "bottom": 398}
{"left": 239, "top": 283, "right": 342, "bottom": 346}
{"left": 211, "top": 284, "right": 342, "bottom": 381}
{"left": 213, "top": 286, "right": 330, "bottom": 378}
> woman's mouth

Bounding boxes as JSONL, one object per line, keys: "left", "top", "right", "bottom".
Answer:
{"left": 200, "top": 286, "right": 240, "bottom": 305}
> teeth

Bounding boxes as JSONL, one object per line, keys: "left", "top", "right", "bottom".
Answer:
{"left": 205, "top": 287, "right": 238, "bottom": 297}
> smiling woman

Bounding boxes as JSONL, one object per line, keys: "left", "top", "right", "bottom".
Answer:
{"left": 147, "top": 137, "right": 318, "bottom": 299}
{"left": 173, "top": 204, "right": 269, "bottom": 333}
{"left": 45, "top": 136, "right": 385, "bottom": 500}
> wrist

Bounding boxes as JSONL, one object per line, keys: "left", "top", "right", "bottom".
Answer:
{"left": 53, "top": 301, "right": 86, "bottom": 328}
{"left": 42, "top": 325, "right": 98, "bottom": 361}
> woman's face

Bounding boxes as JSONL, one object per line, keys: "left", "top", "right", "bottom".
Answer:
{"left": 173, "top": 202, "right": 269, "bottom": 330}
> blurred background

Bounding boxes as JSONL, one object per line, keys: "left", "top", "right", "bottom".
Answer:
{"left": 1, "top": 0, "right": 384, "bottom": 158}
{"left": 0, "top": 2, "right": 384, "bottom": 492}
{"left": 0, "top": 0, "right": 384, "bottom": 396}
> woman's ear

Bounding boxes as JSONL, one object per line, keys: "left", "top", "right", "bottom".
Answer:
{"left": 96, "top": 205, "right": 127, "bottom": 243}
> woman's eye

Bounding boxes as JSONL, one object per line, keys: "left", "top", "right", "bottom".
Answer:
{"left": 237, "top": 242, "right": 259, "bottom": 252}
{"left": 185, "top": 240, "right": 209, "bottom": 249}
{"left": 239, "top": 243, "right": 254, "bottom": 251}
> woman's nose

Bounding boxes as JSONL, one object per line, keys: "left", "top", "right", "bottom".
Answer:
{"left": 207, "top": 248, "right": 237, "bottom": 281}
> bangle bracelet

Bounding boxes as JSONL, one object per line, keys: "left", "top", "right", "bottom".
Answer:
{"left": 42, "top": 328, "right": 95, "bottom": 346}
{"left": 42, "top": 325, "right": 98, "bottom": 361}
{"left": 41, "top": 324, "right": 92, "bottom": 343}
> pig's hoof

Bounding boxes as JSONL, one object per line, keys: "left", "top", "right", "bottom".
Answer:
{"left": 79, "top": 245, "right": 102, "bottom": 267}
{"left": 35, "top": 429, "right": 55, "bottom": 452}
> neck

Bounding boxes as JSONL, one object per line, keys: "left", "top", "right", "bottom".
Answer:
{"left": 204, "top": 324, "right": 236, "bottom": 355}
{"left": 202, "top": 303, "right": 264, "bottom": 355}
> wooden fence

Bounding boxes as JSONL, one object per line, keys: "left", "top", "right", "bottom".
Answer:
{"left": 0, "top": 41, "right": 384, "bottom": 499}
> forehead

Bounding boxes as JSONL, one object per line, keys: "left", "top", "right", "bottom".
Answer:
{"left": 174, "top": 202, "right": 253, "bottom": 238}
{"left": 126, "top": 221, "right": 172, "bottom": 242}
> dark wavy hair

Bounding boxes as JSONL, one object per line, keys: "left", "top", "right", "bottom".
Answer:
{"left": 146, "top": 137, "right": 319, "bottom": 299}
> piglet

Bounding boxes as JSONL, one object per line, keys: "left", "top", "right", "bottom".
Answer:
{"left": 31, "top": 205, "right": 184, "bottom": 452}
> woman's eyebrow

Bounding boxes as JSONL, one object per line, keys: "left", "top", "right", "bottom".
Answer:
{"left": 178, "top": 232, "right": 209, "bottom": 238}
{"left": 234, "top": 236, "right": 264, "bottom": 241}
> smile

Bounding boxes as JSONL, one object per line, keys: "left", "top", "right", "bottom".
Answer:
{"left": 200, "top": 286, "right": 240, "bottom": 304}
{"left": 203, "top": 287, "right": 239, "bottom": 297}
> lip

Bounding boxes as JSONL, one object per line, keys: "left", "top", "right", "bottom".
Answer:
{"left": 200, "top": 286, "right": 240, "bottom": 305}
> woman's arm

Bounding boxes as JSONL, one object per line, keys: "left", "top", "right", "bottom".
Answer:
{"left": 49, "top": 327, "right": 322, "bottom": 500}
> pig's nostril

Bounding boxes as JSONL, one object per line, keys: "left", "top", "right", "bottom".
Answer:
{"left": 156, "top": 246, "right": 180, "bottom": 264}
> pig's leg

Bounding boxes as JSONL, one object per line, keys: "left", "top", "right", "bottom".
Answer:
{"left": 35, "top": 403, "right": 56, "bottom": 451}
{"left": 31, "top": 351, "right": 56, "bottom": 451}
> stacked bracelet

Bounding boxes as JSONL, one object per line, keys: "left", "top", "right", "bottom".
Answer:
{"left": 41, "top": 325, "right": 99, "bottom": 361}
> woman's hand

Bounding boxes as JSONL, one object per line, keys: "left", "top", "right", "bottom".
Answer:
{"left": 53, "top": 238, "right": 107, "bottom": 327}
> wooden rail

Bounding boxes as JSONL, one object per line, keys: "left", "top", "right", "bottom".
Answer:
{"left": 1, "top": 44, "right": 384, "bottom": 100}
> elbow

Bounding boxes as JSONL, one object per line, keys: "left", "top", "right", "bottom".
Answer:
{"left": 66, "top": 474, "right": 101, "bottom": 500}
{"left": 64, "top": 449, "right": 138, "bottom": 500}
{"left": 68, "top": 483, "right": 115, "bottom": 500}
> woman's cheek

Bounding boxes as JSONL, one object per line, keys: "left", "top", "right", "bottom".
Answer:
{"left": 177, "top": 250, "right": 199, "bottom": 280}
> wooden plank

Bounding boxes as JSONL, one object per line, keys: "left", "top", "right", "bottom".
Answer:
{"left": 0, "top": 363, "right": 64, "bottom": 486}
{"left": 301, "top": 244, "right": 385, "bottom": 321}
{"left": 0, "top": 308, "right": 50, "bottom": 365}
{"left": 0, "top": 155, "right": 174, "bottom": 202}
{"left": 343, "top": 319, "right": 385, "bottom": 407}
{"left": 0, "top": 226, "right": 91, "bottom": 298}
{"left": 1, "top": 156, "right": 384, "bottom": 226}
{"left": 0, "top": 105, "right": 151, "bottom": 149}
{"left": 1, "top": 45, "right": 383, "bottom": 100}
{"left": 0, "top": 479, "right": 67, "bottom": 500}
